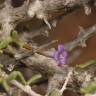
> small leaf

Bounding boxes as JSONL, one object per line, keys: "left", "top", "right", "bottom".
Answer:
{"left": 11, "top": 31, "right": 18, "bottom": 39}
{"left": 49, "top": 89, "right": 61, "bottom": 96}
{"left": 7, "top": 45, "right": 14, "bottom": 55}
{"left": 11, "top": 31, "right": 25, "bottom": 47}
{"left": 76, "top": 60, "right": 96, "bottom": 69}
{"left": 0, "top": 64, "right": 3, "bottom": 68}
{"left": 80, "top": 82, "right": 96, "bottom": 94}
{"left": 27, "top": 74, "right": 42, "bottom": 85}
{"left": 0, "top": 37, "right": 12, "bottom": 50}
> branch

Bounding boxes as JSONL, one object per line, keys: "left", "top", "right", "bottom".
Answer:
{"left": 85, "top": 93, "right": 96, "bottom": 96}
{"left": 28, "top": 0, "right": 93, "bottom": 21}
{"left": 65, "top": 24, "right": 96, "bottom": 51}
{"left": 19, "top": 24, "right": 96, "bottom": 73}
{"left": 10, "top": 80, "right": 42, "bottom": 96}
{"left": 0, "top": 0, "right": 94, "bottom": 39}
{"left": 0, "top": 0, "right": 29, "bottom": 38}
{"left": 60, "top": 68, "right": 73, "bottom": 95}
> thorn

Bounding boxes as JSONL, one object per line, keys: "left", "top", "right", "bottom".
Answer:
{"left": 78, "top": 26, "right": 85, "bottom": 36}
{"left": 44, "top": 18, "right": 51, "bottom": 29}
{"left": 82, "top": 43, "right": 87, "bottom": 47}
{"left": 84, "top": 5, "right": 91, "bottom": 15}
{"left": 79, "top": 26, "right": 85, "bottom": 32}
{"left": 41, "top": 30, "right": 49, "bottom": 37}
{"left": 44, "top": 30, "right": 49, "bottom": 37}
{"left": 52, "top": 20, "right": 57, "bottom": 27}
{"left": 79, "top": 41, "right": 87, "bottom": 47}
{"left": 7, "top": 90, "right": 13, "bottom": 96}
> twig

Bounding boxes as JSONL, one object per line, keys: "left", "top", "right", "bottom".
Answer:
{"left": 65, "top": 24, "right": 96, "bottom": 51}
{"left": 10, "top": 80, "right": 42, "bottom": 96}
{"left": 85, "top": 93, "right": 96, "bottom": 96}
{"left": 60, "top": 68, "right": 73, "bottom": 95}
{"left": 15, "top": 40, "right": 58, "bottom": 60}
{"left": 21, "top": 24, "right": 96, "bottom": 59}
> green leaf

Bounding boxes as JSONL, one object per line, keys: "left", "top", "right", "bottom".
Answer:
{"left": 0, "top": 64, "right": 3, "bottom": 68}
{"left": 7, "top": 45, "right": 14, "bottom": 55}
{"left": 2, "top": 80, "right": 10, "bottom": 93}
{"left": 76, "top": 60, "right": 96, "bottom": 69}
{"left": 27, "top": 74, "right": 42, "bottom": 85}
{"left": 49, "top": 89, "right": 61, "bottom": 96}
{"left": 80, "top": 82, "right": 96, "bottom": 94}
{"left": 7, "top": 71, "right": 26, "bottom": 85}
{"left": 0, "top": 37, "right": 12, "bottom": 50}
{"left": 11, "top": 31, "right": 25, "bottom": 47}
{"left": 11, "top": 31, "right": 18, "bottom": 39}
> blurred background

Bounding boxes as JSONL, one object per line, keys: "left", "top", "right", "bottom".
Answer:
{"left": 6, "top": 0, "right": 96, "bottom": 95}
{"left": 14, "top": 0, "right": 96, "bottom": 65}
{"left": 29, "top": 6, "right": 96, "bottom": 96}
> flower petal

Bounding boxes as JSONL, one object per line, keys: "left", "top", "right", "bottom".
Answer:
{"left": 58, "top": 57, "right": 67, "bottom": 65}
{"left": 54, "top": 44, "right": 68, "bottom": 66}
{"left": 54, "top": 51, "right": 59, "bottom": 60}
{"left": 62, "top": 51, "right": 68, "bottom": 57}
{"left": 58, "top": 44, "right": 65, "bottom": 53}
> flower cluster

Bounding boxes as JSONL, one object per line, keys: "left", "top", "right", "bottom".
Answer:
{"left": 54, "top": 44, "right": 68, "bottom": 66}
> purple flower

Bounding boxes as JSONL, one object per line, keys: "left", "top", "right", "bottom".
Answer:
{"left": 54, "top": 44, "right": 68, "bottom": 66}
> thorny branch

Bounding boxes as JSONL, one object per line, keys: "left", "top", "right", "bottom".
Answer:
{"left": 20, "top": 24, "right": 96, "bottom": 66}
{"left": 65, "top": 24, "right": 96, "bottom": 51}
{"left": 0, "top": 0, "right": 96, "bottom": 96}
{"left": 18, "top": 24, "right": 96, "bottom": 96}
